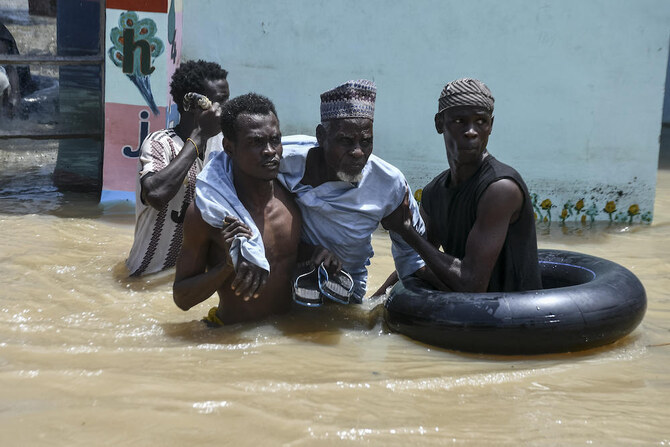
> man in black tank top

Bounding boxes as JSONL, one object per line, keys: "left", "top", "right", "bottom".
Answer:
{"left": 381, "top": 78, "right": 541, "bottom": 293}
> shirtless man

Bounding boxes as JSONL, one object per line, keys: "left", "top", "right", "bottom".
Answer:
{"left": 381, "top": 78, "right": 541, "bottom": 293}
{"left": 173, "top": 93, "right": 301, "bottom": 324}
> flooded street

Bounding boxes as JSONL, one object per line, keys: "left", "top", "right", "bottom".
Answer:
{"left": 0, "top": 153, "right": 669, "bottom": 445}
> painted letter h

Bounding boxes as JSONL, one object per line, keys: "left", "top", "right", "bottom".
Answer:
{"left": 122, "top": 28, "right": 155, "bottom": 75}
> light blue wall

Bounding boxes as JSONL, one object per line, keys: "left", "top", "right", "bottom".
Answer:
{"left": 183, "top": 0, "right": 669, "bottom": 223}
{"left": 664, "top": 51, "right": 670, "bottom": 124}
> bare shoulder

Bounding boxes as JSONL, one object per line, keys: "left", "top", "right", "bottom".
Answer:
{"left": 482, "top": 178, "right": 522, "bottom": 204}
{"left": 478, "top": 178, "right": 524, "bottom": 222}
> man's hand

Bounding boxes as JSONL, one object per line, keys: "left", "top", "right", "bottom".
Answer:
{"left": 217, "top": 216, "right": 266, "bottom": 300}
{"left": 213, "top": 215, "right": 253, "bottom": 254}
{"left": 311, "top": 245, "right": 342, "bottom": 273}
{"left": 194, "top": 102, "right": 222, "bottom": 140}
{"left": 231, "top": 260, "right": 268, "bottom": 301}
{"left": 381, "top": 187, "right": 413, "bottom": 235}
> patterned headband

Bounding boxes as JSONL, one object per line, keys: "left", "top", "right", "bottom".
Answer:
{"left": 438, "top": 78, "right": 494, "bottom": 114}
{"left": 320, "top": 79, "right": 376, "bottom": 121}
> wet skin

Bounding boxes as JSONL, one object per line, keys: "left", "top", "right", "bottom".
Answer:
{"left": 173, "top": 112, "right": 302, "bottom": 323}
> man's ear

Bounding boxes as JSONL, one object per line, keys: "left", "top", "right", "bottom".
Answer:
{"left": 490, "top": 115, "right": 494, "bottom": 134}
{"left": 223, "top": 136, "right": 234, "bottom": 156}
{"left": 316, "top": 123, "right": 326, "bottom": 147}
{"left": 434, "top": 113, "right": 444, "bottom": 134}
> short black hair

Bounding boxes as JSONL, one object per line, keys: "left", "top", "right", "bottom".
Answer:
{"left": 169, "top": 59, "right": 228, "bottom": 110}
{"left": 220, "top": 93, "right": 278, "bottom": 142}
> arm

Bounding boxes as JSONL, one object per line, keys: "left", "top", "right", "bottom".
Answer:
{"left": 173, "top": 205, "right": 251, "bottom": 310}
{"left": 370, "top": 270, "right": 398, "bottom": 297}
{"left": 373, "top": 204, "right": 444, "bottom": 296}
{"left": 383, "top": 179, "right": 523, "bottom": 293}
{"left": 142, "top": 105, "right": 222, "bottom": 210}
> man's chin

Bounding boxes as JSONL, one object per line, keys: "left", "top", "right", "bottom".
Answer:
{"left": 336, "top": 171, "right": 364, "bottom": 183}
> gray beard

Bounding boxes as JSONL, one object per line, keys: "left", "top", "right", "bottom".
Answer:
{"left": 336, "top": 171, "right": 364, "bottom": 183}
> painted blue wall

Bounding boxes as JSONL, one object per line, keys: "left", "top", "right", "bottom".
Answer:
{"left": 183, "top": 0, "right": 669, "bottom": 223}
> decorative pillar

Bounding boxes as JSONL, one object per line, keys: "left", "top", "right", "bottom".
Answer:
{"left": 101, "top": 0, "right": 182, "bottom": 204}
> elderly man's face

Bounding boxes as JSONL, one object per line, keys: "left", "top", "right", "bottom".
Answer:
{"left": 319, "top": 118, "right": 373, "bottom": 183}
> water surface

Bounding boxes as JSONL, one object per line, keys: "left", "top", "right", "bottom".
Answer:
{"left": 0, "top": 157, "right": 668, "bottom": 445}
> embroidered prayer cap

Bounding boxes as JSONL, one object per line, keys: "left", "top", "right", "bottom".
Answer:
{"left": 320, "top": 79, "right": 376, "bottom": 121}
{"left": 437, "top": 78, "right": 494, "bottom": 114}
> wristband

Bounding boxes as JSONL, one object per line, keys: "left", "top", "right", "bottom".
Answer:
{"left": 186, "top": 137, "right": 199, "bottom": 158}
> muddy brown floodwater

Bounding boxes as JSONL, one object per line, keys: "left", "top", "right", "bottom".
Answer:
{"left": 0, "top": 154, "right": 669, "bottom": 445}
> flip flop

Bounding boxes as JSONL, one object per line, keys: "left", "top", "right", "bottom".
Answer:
{"left": 318, "top": 263, "right": 354, "bottom": 305}
{"left": 292, "top": 264, "right": 322, "bottom": 307}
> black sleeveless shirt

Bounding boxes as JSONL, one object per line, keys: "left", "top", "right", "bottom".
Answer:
{"left": 421, "top": 156, "right": 542, "bottom": 292}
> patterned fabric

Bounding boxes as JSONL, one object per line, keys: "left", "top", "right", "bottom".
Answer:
{"left": 126, "top": 129, "right": 223, "bottom": 276}
{"left": 320, "top": 79, "right": 376, "bottom": 121}
{"left": 438, "top": 78, "right": 494, "bottom": 114}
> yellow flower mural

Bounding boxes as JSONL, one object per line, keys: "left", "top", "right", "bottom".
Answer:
{"left": 560, "top": 201, "right": 574, "bottom": 223}
{"left": 526, "top": 193, "right": 651, "bottom": 228}
{"left": 627, "top": 204, "right": 641, "bottom": 224}
{"left": 414, "top": 188, "right": 423, "bottom": 204}
{"left": 603, "top": 201, "right": 617, "bottom": 222}
{"left": 416, "top": 187, "right": 651, "bottom": 229}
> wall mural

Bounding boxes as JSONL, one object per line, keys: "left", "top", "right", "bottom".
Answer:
{"left": 413, "top": 189, "right": 653, "bottom": 227}
{"left": 121, "top": 109, "right": 151, "bottom": 158}
{"left": 168, "top": 0, "right": 177, "bottom": 63}
{"left": 108, "top": 11, "right": 165, "bottom": 115}
{"left": 102, "top": 2, "right": 179, "bottom": 203}
{"left": 530, "top": 194, "right": 652, "bottom": 226}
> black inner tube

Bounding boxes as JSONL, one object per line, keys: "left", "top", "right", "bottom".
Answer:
{"left": 539, "top": 260, "right": 595, "bottom": 288}
{"left": 384, "top": 249, "right": 646, "bottom": 355}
